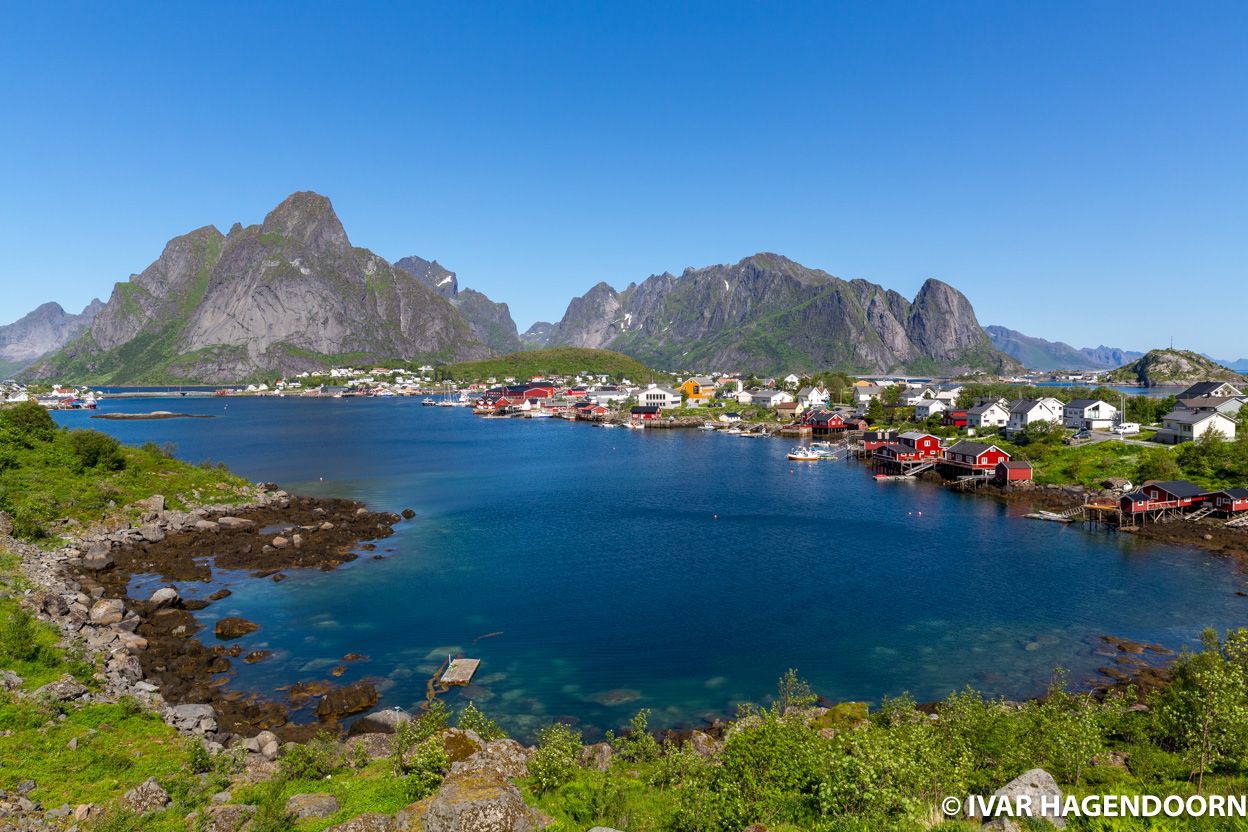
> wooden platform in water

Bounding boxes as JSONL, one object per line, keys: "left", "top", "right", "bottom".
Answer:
{"left": 440, "top": 658, "right": 480, "bottom": 686}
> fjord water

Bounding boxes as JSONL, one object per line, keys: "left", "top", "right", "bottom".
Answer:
{"left": 55, "top": 399, "right": 1247, "bottom": 738}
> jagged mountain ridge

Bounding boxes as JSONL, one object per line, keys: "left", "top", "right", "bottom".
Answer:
{"left": 535, "top": 253, "right": 1018, "bottom": 376}
{"left": 27, "top": 193, "right": 490, "bottom": 383}
{"left": 985, "top": 325, "right": 1144, "bottom": 371}
{"left": 392, "top": 256, "right": 521, "bottom": 354}
{"left": 0, "top": 300, "right": 103, "bottom": 378}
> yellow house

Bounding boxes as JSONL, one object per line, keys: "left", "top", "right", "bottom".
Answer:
{"left": 680, "top": 376, "right": 717, "bottom": 402}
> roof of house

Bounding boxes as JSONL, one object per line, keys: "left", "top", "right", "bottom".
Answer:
{"left": 899, "top": 431, "right": 934, "bottom": 441}
{"left": 1147, "top": 480, "right": 1207, "bottom": 498}
{"left": 1179, "top": 396, "right": 1243, "bottom": 410}
{"left": 1215, "top": 488, "right": 1248, "bottom": 499}
{"left": 1009, "top": 399, "right": 1043, "bottom": 414}
{"left": 685, "top": 376, "right": 715, "bottom": 386}
{"left": 877, "top": 442, "right": 910, "bottom": 454}
{"left": 967, "top": 401, "right": 1005, "bottom": 415}
{"left": 631, "top": 405, "right": 661, "bottom": 414}
{"left": 998, "top": 460, "right": 1033, "bottom": 469}
{"left": 1163, "top": 408, "right": 1229, "bottom": 425}
{"left": 1180, "top": 381, "right": 1242, "bottom": 398}
{"left": 1066, "top": 398, "right": 1108, "bottom": 409}
{"left": 946, "top": 440, "right": 1002, "bottom": 456}
{"left": 796, "top": 386, "right": 825, "bottom": 397}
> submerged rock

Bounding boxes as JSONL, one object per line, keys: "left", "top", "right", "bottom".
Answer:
{"left": 316, "top": 681, "right": 379, "bottom": 720}
{"left": 215, "top": 616, "right": 259, "bottom": 640}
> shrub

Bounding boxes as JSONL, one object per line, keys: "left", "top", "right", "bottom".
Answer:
{"left": 67, "top": 429, "right": 126, "bottom": 472}
{"left": 458, "top": 701, "right": 506, "bottom": 741}
{"left": 279, "top": 732, "right": 340, "bottom": 780}
{"left": 615, "top": 709, "right": 660, "bottom": 763}
{"left": 528, "top": 722, "right": 582, "bottom": 793}
{"left": 403, "top": 736, "right": 449, "bottom": 801}
{"left": 0, "top": 401, "right": 57, "bottom": 444}
{"left": 0, "top": 606, "right": 43, "bottom": 664}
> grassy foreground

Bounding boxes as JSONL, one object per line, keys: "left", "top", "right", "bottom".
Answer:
{"left": 0, "top": 401, "right": 250, "bottom": 541}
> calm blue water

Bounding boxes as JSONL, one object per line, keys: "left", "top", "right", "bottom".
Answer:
{"left": 53, "top": 398, "right": 1248, "bottom": 738}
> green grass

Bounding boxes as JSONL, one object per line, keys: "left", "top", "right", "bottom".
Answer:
{"left": 233, "top": 766, "right": 412, "bottom": 831}
{"left": 0, "top": 402, "right": 250, "bottom": 542}
{"left": 446, "top": 347, "right": 660, "bottom": 383}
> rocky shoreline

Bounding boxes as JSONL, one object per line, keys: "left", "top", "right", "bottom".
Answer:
{"left": 10, "top": 486, "right": 414, "bottom": 743}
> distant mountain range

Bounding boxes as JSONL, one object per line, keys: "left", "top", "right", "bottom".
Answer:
{"left": 11, "top": 190, "right": 1162, "bottom": 383}
{"left": 0, "top": 300, "right": 103, "bottom": 378}
{"left": 520, "top": 253, "right": 1018, "bottom": 376}
{"left": 984, "top": 326, "right": 1145, "bottom": 371}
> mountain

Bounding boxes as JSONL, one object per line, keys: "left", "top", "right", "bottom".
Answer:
{"left": 392, "top": 256, "right": 521, "bottom": 354}
{"left": 537, "top": 253, "right": 1018, "bottom": 376}
{"left": 27, "top": 193, "right": 489, "bottom": 384}
{"left": 1106, "top": 349, "right": 1248, "bottom": 387}
{"left": 1201, "top": 354, "right": 1248, "bottom": 374}
{"left": 985, "top": 326, "right": 1144, "bottom": 371}
{"left": 0, "top": 299, "right": 103, "bottom": 378}
{"left": 520, "top": 322, "right": 555, "bottom": 349}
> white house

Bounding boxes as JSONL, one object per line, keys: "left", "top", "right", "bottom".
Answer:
{"left": 751, "top": 389, "right": 795, "bottom": 408}
{"left": 914, "top": 399, "right": 947, "bottom": 420}
{"left": 901, "top": 387, "right": 936, "bottom": 406}
{"left": 796, "top": 386, "right": 829, "bottom": 408}
{"left": 934, "top": 384, "right": 964, "bottom": 404}
{"left": 1178, "top": 381, "right": 1243, "bottom": 399}
{"left": 782, "top": 374, "right": 802, "bottom": 388}
{"left": 636, "top": 385, "right": 682, "bottom": 409}
{"left": 1063, "top": 399, "right": 1119, "bottom": 431}
{"left": 1156, "top": 409, "right": 1238, "bottom": 445}
{"left": 967, "top": 398, "right": 1010, "bottom": 429}
{"left": 1006, "top": 397, "right": 1064, "bottom": 436}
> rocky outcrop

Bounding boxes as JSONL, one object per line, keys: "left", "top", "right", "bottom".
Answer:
{"left": 1106, "top": 348, "right": 1247, "bottom": 387}
{"left": 540, "top": 253, "right": 1018, "bottom": 376}
{"left": 27, "top": 193, "right": 490, "bottom": 384}
{"left": 399, "top": 769, "right": 542, "bottom": 832}
{"left": 972, "top": 768, "right": 1066, "bottom": 830}
{"left": 0, "top": 299, "right": 102, "bottom": 377}
{"left": 287, "top": 793, "right": 341, "bottom": 820}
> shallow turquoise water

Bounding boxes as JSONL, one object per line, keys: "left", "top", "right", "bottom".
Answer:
{"left": 55, "top": 398, "right": 1248, "bottom": 738}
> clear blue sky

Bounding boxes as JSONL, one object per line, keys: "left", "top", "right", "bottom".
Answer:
{"left": 1, "top": 2, "right": 1245, "bottom": 356}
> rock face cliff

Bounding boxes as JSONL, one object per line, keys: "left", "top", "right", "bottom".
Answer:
{"left": 539, "top": 253, "right": 1016, "bottom": 375}
{"left": 28, "top": 193, "right": 489, "bottom": 383}
{"left": 985, "top": 326, "right": 1144, "bottom": 371}
{"left": 0, "top": 300, "right": 103, "bottom": 377}
{"left": 392, "top": 256, "right": 521, "bottom": 354}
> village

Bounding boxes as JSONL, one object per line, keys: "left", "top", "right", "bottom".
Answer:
{"left": 5, "top": 368, "right": 1246, "bottom": 534}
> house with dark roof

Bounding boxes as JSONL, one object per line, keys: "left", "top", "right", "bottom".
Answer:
{"left": 1210, "top": 488, "right": 1248, "bottom": 515}
{"left": 1178, "top": 381, "right": 1243, "bottom": 399}
{"left": 942, "top": 440, "right": 1011, "bottom": 472}
{"left": 995, "top": 460, "right": 1033, "bottom": 484}
{"left": 1155, "top": 408, "right": 1237, "bottom": 445}
{"left": 630, "top": 405, "right": 662, "bottom": 422}
{"left": 1006, "top": 397, "right": 1064, "bottom": 436}
{"left": 1119, "top": 480, "right": 1209, "bottom": 516}
{"left": 966, "top": 398, "right": 1009, "bottom": 429}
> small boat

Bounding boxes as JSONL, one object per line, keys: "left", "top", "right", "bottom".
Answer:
{"left": 787, "top": 447, "right": 820, "bottom": 461}
{"left": 595, "top": 422, "right": 619, "bottom": 428}
{"left": 1024, "top": 511, "right": 1075, "bottom": 523}
{"left": 421, "top": 397, "right": 437, "bottom": 406}
{"left": 699, "top": 423, "right": 717, "bottom": 431}
{"left": 725, "top": 427, "right": 743, "bottom": 435}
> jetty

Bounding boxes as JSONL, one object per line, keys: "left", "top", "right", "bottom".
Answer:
{"left": 440, "top": 658, "right": 480, "bottom": 686}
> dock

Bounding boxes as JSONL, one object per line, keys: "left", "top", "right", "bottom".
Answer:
{"left": 440, "top": 658, "right": 480, "bottom": 686}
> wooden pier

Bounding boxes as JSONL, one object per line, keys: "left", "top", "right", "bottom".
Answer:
{"left": 440, "top": 658, "right": 480, "bottom": 686}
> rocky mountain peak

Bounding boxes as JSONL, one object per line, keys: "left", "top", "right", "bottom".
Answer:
{"left": 260, "top": 191, "right": 349, "bottom": 254}
{"left": 394, "top": 256, "right": 458, "bottom": 298}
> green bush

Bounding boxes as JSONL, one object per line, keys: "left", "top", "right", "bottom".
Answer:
{"left": 615, "top": 709, "right": 660, "bottom": 763}
{"left": 67, "top": 429, "right": 126, "bottom": 472}
{"left": 279, "top": 731, "right": 339, "bottom": 780}
{"left": 528, "top": 722, "right": 582, "bottom": 794}
{"left": 403, "top": 735, "right": 449, "bottom": 801}
{"left": 0, "top": 605, "right": 44, "bottom": 664}
{"left": 458, "top": 701, "right": 507, "bottom": 741}
{"left": 0, "top": 401, "right": 57, "bottom": 445}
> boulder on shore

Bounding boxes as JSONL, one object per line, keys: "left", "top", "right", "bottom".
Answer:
{"left": 286, "top": 792, "right": 340, "bottom": 819}
{"left": 347, "top": 707, "right": 411, "bottom": 736}
{"left": 124, "top": 777, "right": 170, "bottom": 813}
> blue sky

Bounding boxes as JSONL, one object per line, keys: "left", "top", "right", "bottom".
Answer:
{"left": 1, "top": 2, "right": 1245, "bottom": 356}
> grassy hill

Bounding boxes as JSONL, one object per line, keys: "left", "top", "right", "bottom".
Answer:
{"left": 444, "top": 347, "right": 660, "bottom": 382}
{"left": 1106, "top": 348, "right": 1246, "bottom": 387}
